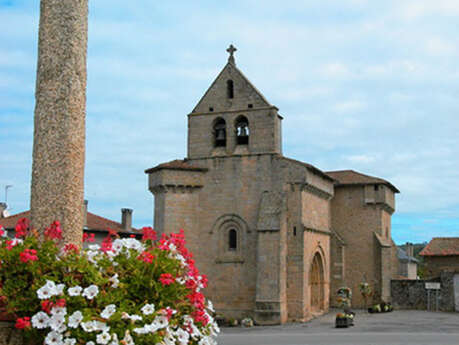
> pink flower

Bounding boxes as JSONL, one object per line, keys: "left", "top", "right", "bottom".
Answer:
{"left": 41, "top": 300, "right": 53, "bottom": 314}
{"left": 159, "top": 273, "right": 175, "bottom": 286}
{"left": 19, "top": 249, "right": 38, "bottom": 263}
{"left": 15, "top": 317, "right": 31, "bottom": 329}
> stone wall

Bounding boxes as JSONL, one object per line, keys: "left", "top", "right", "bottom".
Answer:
{"left": 391, "top": 271, "right": 457, "bottom": 311}
{"left": 0, "top": 322, "right": 22, "bottom": 345}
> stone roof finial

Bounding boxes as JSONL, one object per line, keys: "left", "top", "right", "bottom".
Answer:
{"left": 226, "top": 44, "right": 237, "bottom": 65}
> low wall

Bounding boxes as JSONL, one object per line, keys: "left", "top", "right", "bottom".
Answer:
{"left": 391, "top": 271, "right": 456, "bottom": 312}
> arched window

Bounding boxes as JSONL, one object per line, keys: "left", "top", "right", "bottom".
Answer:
{"left": 235, "top": 115, "right": 249, "bottom": 145}
{"left": 227, "top": 80, "right": 234, "bottom": 99}
{"left": 228, "top": 229, "right": 237, "bottom": 250}
{"left": 214, "top": 118, "right": 226, "bottom": 147}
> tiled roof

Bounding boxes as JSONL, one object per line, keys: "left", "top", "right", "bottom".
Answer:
{"left": 0, "top": 210, "right": 139, "bottom": 234}
{"left": 419, "top": 238, "right": 459, "bottom": 256}
{"left": 145, "top": 159, "right": 208, "bottom": 174}
{"left": 326, "top": 170, "right": 399, "bottom": 193}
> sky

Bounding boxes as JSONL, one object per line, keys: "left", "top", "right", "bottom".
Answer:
{"left": 0, "top": 0, "right": 458, "bottom": 244}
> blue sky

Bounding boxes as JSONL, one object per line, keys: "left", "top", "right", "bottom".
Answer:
{"left": 1, "top": 1, "right": 458, "bottom": 244}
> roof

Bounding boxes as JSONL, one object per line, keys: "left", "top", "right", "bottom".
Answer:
{"left": 419, "top": 238, "right": 459, "bottom": 256}
{"left": 397, "top": 247, "right": 419, "bottom": 263}
{"left": 0, "top": 210, "right": 139, "bottom": 234}
{"left": 326, "top": 170, "right": 399, "bottom": 193}
{"left": 280, "top": 156, "right": 335, "bottom": 182}
{"left": 145, "top": 159, "right": 208, "bottom": 174}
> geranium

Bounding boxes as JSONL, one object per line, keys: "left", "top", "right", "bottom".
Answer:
{"left": 44, "top": 221, "right": 63, "bottom": 240}
{"left": 159, "top": 273, "right": 175, "bottom": 286}
{"left": 15, "top": 316, "right": 31, "bottom": 329}
{"left": 63, "top": 243, "right": 79, "bottom": 254}
{"left": 141, "top": 227, "right": 157, "bottom": 241}
{"left": 137, "top": 251, "right": 155, "bottom": 264}
{"left": 14, "top": 217, "right": 29, "bottom": 238}
{"left": 19, "top": 248, "right": 38, "bottom": 263}
{"left": 83, "top": 233, "right": 95, "bottom": 243}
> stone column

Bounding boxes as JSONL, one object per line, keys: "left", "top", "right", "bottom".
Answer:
{"left": 30, "top": 0, "right": 88, "bottom": 246}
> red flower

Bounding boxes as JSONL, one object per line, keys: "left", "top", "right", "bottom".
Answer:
{"left": 101, "top": 235, "right": 113, "bottom": 253}
{"left": 19, "top": 249, "right": 38, "bottom": 263}
{"left": 137, "top": 251, "right": 155, "bottom": 264}
{"left": 159, "top": 273, "right": 175, "bottom": 286}
{"left": 83, "top": 233, "right": 95, "bottom": 243}
{"left": 41, "top": 300, "right": 53, "bottom": 314}
{"left": 44, "top": 221, "right": 62, "bottom": 240}
{"left": 141, "top": 227, "right": 157, "bottom": 242}
{"left": 15, "top": 218, "right": 29, "bottom": 238}
{"left": 15, "top": 317, "right": 31, "bottom": 329}
{"left": 191, "top": 309, "right": 209, "bottom": 326}
{"left": 63, "top": 243, "right": 80, "bottom": 254}
{"left": 55, "top": 299, "right": 66, "bottom": 307}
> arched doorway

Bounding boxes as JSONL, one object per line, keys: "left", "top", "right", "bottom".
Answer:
{"left": 309, "top": 252, "right": 325, "bottom": 312}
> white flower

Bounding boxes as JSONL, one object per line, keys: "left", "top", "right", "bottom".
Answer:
{"left": 109, "top": 274, "right": 119, "bottom": 288}
{"left": 122, "top": 331, "right": 134, "bottom": 345}
{"left": 86, "top": 250, "right": 100, "bottom": 264}
{"left": 56, "top": 284, "right": 65, "bottom": 295}
{"left": 175, "top": 277, "right": 186, "bottom": 285}
{"left": 51, "top": 307, "right": 67, "bottom": 316}
{"left": 109, "top": 333, "right": 119, "bottom": 345}
{"left": 86, "top": 342, "right": 95, "bottom": 345}
{"left": 96, "top": 332, "right": 111, "bottom": 345}
{"left": 31, "top": 311, "right": 50, "bottom": 329}
{"left": 175, "top": 329, "right": 189, "bottom": 345}
{"left": 93, "top": 321, "right": 110, "bottom": 332}
{"left": 81, "top": 321, "right": 96, "bottom": 333}
{"left": 45, "top": 331, "right": 63, "bottom": 345}
{"left": 82, "top": 285, "right": 99, "bottom": 300}
{"left": 89, "top": 244, "right": 100, "bottom": 251}
{"left": 37, "top": 280, "right": 58, "bottom": 300}
{"left": 112, "top": 239, "right": 124, "bottom": 253}
{"left": 50, "top": 314, "right": 66, "bottom": 332}
{"left": 141, "top": 304, "right": 155, "bottom": 315}
{"left": 133, "top": 326, "right": 150, "bottom": 335}
{"left": 207, "top": 300, "right": 215, "bottom": 313}
{"left": 0, "top": 227, "right": 7, "bottom": 238}
{"left": 68, "top": 311, "right": 83, "bottom": 328}
{"left": 63, "top": 338, "right": 76, "bottom": 345}
{"left": 101, "top": 304, "right": 116, "bottom": 319}
{"left": 153, "top": 315, "right": 168, "bottom": 329}
{"left": 123, "top": 238, "right": 143, "bottom": 251}
{"left": 68, "top": 286, "right": 82, "bottom": 296}
{"left": 129, "top": 314, "right": 142, "bottom": 322}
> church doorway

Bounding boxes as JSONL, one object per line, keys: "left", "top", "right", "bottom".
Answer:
{"left": 309, "top": 252, "right": 325, "bottom": 313}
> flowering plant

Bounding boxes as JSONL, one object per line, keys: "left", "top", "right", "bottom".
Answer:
{"left": 0, "top": 219, "right": 219, "bottom": 345}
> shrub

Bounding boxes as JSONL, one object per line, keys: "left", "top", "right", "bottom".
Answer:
{"left": 0, "top": 219, "right": 219, "bottom": 345}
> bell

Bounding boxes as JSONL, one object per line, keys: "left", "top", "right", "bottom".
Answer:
{"left": 216, "top": 129, "right": 226, "bottom": 140}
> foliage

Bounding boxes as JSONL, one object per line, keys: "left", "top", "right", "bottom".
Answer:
{"left": 0, "top": 219, "right": 219, "bottom": 345}
{"left": 336, "top": 287, "right": 352, "bottom": 309}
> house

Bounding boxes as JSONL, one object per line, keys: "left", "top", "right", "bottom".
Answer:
{"left": 420, "top": 237, "right": 459, "bottom": 278}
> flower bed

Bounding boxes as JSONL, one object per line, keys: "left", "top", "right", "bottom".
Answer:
{"left": 0, "top": 219, "right": 219, "bottom": 345}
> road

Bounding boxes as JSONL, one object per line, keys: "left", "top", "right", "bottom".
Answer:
{"left": 217, "top": 309, "right": 459, "bottom": 345}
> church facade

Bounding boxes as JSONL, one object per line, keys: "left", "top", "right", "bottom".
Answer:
{"left": 145, "top": 46, "right": 400, "bottom": 324}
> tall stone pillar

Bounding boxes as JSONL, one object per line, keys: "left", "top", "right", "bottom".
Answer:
{"left": 30, "top": 0, "right": 88, "bottom": 245}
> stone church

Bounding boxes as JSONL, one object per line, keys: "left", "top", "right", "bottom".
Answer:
{"left": 145, "top": 46, "right": 400, "bottom": 324}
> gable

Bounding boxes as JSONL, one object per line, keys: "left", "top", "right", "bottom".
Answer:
{"left": 192, "top": 62, "right": 272, "bottom": 114}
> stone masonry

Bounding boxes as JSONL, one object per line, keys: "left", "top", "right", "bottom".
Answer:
{"left": 30, "top": 0, "right": 88, "bottom": 245}
{"left": 145, "top": 46, "right": 400, "bottom": 323}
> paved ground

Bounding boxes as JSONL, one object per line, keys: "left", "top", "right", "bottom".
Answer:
{"left": 217, "top": 309, "right": 459, "bottom": 345}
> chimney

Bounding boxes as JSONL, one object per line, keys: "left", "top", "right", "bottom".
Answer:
{"left": 0, "top": 202, "right": 6, "bottom": 218}
{"left": 83, "top": 200, "right": 88, "bottom": 227}
{"left": 406, "top": 242, "right": 414, "bottom": 257}
{"left": 121, "top": 208, "right": 133, "bottom": 231}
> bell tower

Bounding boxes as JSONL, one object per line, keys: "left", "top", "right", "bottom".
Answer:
{"left": 187, "top": 45, "right": 283, "bottom": 159}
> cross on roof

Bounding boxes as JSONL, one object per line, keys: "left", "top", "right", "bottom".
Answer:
{"left": 226, "top": 44, "right": 237, "bottom": 64}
